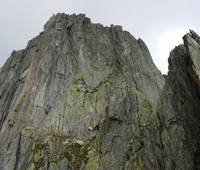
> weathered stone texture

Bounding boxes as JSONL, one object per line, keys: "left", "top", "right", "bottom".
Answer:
{"left": 0, "top": 14, "right": 200, "bottom": 170}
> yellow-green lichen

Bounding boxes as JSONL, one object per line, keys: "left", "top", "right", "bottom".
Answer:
{"left": 30, "top": 129, "right": 95, "bottom": 170}
{"left": 85, "top": 151, "right": 99, "bottom": 170}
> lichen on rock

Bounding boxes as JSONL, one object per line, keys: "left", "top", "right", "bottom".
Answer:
{"left": 0, "top": 13, "right": 200, "bottom": 170}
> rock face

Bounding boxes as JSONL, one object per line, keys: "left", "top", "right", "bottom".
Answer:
{"left": 0, "top": 13, "right": 200, "bottom": 170}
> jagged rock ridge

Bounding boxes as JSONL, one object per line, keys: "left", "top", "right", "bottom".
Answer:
{"left": 0, "top": 13, "right": 200, "bottom": 170}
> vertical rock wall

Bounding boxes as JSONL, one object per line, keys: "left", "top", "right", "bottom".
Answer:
{"left": 0, "top": 14, "right": 200, "bottom": 170}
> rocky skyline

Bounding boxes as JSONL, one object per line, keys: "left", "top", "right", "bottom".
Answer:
{"left": 1, "top": 0, "right": 200, "bottom": 73}
{"left": 1, "top": 13, "right": 200, "bottom": 169}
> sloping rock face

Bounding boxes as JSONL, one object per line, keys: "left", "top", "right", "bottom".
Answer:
{"left": 0, "top": 13, "right": 200, "bottom": 170}
{"left": 154, "top": 31, "right": 200, "bottom": 170}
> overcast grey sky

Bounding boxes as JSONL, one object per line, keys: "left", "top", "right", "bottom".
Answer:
{"left": 1, "top": 0, "right": 200, "bottom": 73}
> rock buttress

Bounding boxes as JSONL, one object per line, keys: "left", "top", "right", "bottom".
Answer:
{"left": 2, "top": 13, "right": 200, "bottom": 170}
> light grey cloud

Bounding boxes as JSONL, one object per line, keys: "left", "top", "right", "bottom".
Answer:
{"left": 1, "top": 0, "right": 200, "bottom": 73}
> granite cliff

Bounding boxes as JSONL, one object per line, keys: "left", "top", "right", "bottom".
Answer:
{"left": 0, "top": 13, "right": 200, "bottom": 170}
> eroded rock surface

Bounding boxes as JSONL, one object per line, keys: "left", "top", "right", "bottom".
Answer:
{"left": 0, "top": 14, "right": 200, "bottom": 170}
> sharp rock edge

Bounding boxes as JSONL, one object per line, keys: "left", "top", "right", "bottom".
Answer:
{"left": 0, "top": 13, "right": 200, "bottom": 170}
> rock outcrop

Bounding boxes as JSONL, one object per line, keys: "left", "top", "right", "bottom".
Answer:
{"left": 0, "top": 13, "right": 200, "bottom": 170}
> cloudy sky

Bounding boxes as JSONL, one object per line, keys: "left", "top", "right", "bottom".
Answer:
{"left": 1, "top": 0, "right": 200, "bottom": 73}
